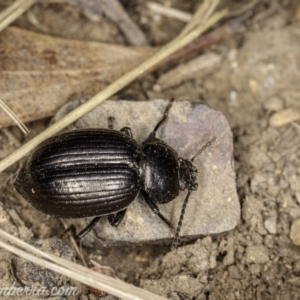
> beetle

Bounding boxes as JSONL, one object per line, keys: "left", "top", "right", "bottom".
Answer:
{"left": 14, "top": 99, "right": 215, "bottom": 250}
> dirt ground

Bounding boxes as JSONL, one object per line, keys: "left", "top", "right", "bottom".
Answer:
{"left": 1, "top": 0, "right": 300, "bottom": 299}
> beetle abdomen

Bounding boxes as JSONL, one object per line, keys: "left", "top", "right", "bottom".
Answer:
{"left": 14, "top": 129, "right": 140, "bottom": 218}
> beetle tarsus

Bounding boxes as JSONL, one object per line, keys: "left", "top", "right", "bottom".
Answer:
{"left": 120, "top": 126, "right": 133, "bottom": 137}
{"left": 60, "top": 224, "right": 77, "bottom": 239}
{"left": 108, "top": 117, "right": 115, "bottom": 129}
{"left": 108, "top": 209, "right": 127, "bottom": 227}
{"left": 75, "top": 216, "right": 101, "bottom": 241}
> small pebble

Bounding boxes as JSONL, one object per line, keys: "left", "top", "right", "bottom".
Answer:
{"left": 269, "top": 108, "right": 300, "bottom": 127}
{"left": 227, "top": 265, "right": 240, "bottom": 279}
{"left": 293, "top": 259, "right": 300, "bottom": 274}
{"left": 245, "top": 245, "right": 269, "bottom": 264}
{"left": 286, "top": 264, "right": 292, "bottom": 270}
{"left": 264, "top": 235, "right": 274, "bottom": 249}
{"left": 152, "top": 84, "right": 162, "bottom": 93}
{"left": 264, "top": 96, "right": 283, "bottom": 111}
{"left": 227, "top": 48, "right": 238, "bottom": 61}
{"left": 249, "top": 264, "right": 261, "bottom": 275}
{"left": 295, "top": 4, "right": 300, "bottom": 20}
{"left": 264, "top": 216, "right": 277, "bottom": 234}
{"left": 295, "top": 191, "right": 300, "bottom": 205}
{"left": 290, "top": 219, "right": 300, "bottom": 246}
{"left": 249, "top": 79, "right": 259, "bottom": 96}
{"left": 288, "top": 174, "right": 300, "bottom": 192}
{"left": 251, "top": 232, "right": 263, "bottom": 244}
{"left": 288, "top": 277, "right": 300, "bottom": 286}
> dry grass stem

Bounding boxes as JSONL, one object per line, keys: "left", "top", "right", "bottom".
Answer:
{"left": 178, "top": 0, "right": 220, "bottom": 38}
{"left": 228, "top": 0, "right": 259, "bottom": 17}
{"left": 0, "top": 228, "right": 168, "bottom": 300}
{"left": 0, "top": 99, "right": 29, "bottom": 134}
{"left": 2, "top": 128, "right": 22, "bottom": 147}
{"left": 60, "top": 219, "right": 87, "bottom": 267}
{"left": 0, "top": 0, "right": 38, "bottom": 32}
{"left": 0, "top": 5, "right": 228, "bottom": 173}
{"left": 147, "top": 1, "right": 192, "bottom": 22}
{"left": 100, "top": 0, "right": 149, "bottom": 46}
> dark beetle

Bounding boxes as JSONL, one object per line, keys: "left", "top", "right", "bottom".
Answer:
{"left": 14, "top": 99, "right": 215, "bottom": 249}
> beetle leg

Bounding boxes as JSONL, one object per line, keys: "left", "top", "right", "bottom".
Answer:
{"left": 141, "top": 190, "right": 174, "bottom": 230}
{"left": 107, "top": 209, "right": 127, "bottom": 227}
{"left": 60, "top": 224, "right": 77, "bottom": 239}
{"left": 108, "top": 116, "right": 115, "bottom": 129}
{"left": 75, "top": 216, "right": 101, "bottom": 241}
{"left": 120, "top": 126, "right": 133, "bottom": 137}
{"left": 151, "top": 98, "right": 175, "bottom": 135}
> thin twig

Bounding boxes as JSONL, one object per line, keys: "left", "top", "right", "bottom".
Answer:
{"left": 253, "top": 0, "right": 280, "bottom": 22}
{"left": 291, "top": 121, "right": 300, "bottom": 135}
{"left": 0, "top": 0, "right": 38, "bottom": 32}
{"left": 60, "top": 219, "right": 87, "bottom": 267}
{"left": 100, "top": 0, "right": 149, "bottom": 46}
{"left": 178, "top": 0, "right": 219, "bottom": 38}
{"left": 227, "top": 0, "right": 259, "bottom": 17}
{"left": 165, "top": 17, "right": 245, "bottom": 64}
{"left": 2, "top": 128, "right": 22, "bottom": 147}
{"left": 0, "top": 6, "right": 228, "bottom": 173}
{"left": 147, "top": 2, "right": 192, "bottom": 22}
{"left": 0, "top": 99, "right": 29, "bottom": 134}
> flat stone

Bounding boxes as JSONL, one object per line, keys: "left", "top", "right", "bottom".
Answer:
{"left": 53, "top": 99, "right": 240, "bottom": 247}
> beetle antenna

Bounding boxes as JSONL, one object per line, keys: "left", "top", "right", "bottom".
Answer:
{"left": 171, "top": 189, "right": 192, "bottom": 251}
{"left": 171, "top": 137, "right": 216, "bottom": 250}
{"left": 190, "top": 137, "right": 216, "bottom": 162}
{"left": 153, "top": 98, "right": 175, "bottom": 133}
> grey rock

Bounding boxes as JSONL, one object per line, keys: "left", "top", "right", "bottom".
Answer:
{"left": 53, "top": 99, "right": 240, "bottom": 246}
